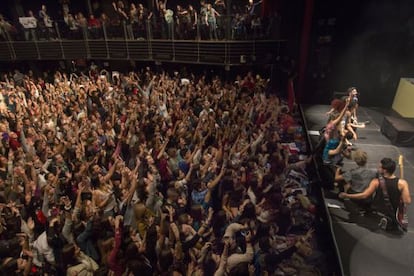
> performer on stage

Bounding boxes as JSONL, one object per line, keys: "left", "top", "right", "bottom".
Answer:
{"left": 335, "top": 149, "right": 377, "bottom": 212}
{"left": 339, "top": 157, "right": 411, "bottom": 231}
{"left": 346, "top": 87, "right": 359, "bottom": 123}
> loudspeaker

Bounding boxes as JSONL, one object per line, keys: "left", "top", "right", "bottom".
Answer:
{"left": 381, "top": 116, "right": 414, "bottom": 147}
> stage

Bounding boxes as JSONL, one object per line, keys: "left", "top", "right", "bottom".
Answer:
{"left": 303, "top": 105, "right": 414, "bottom": 276}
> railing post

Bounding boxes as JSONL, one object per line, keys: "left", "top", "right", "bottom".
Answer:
{"left": 146, "top": 19, "right": 153, "bottom": 59}
{"left": 122, "top": 21, "right": 128, "bottom": 40}
{"left": 5, "top": 30, "right": 16, "bottom": 60}
{"left": 4, "top": 28, "right": 12, "bottom": 42}
{"left": 25, "top": 26, "right": 41, "bottom": 59}
{"left": 30, "top": 29, "right": 38, "bottom": 41}
{"left": 81, "top": 25, "right": 89, "bottom": 40}
{"left": 54, "top": 22, "right": 65, "bottom": 59}
{"left": 82, "top": 26, "right": 91, "bottom": 59}
{"left": 123, "top": 21, "right": 130, "bottom": 59}
{"left": 197, "top": 40, "right": 200, "bottom": 63}
{"left": 196, "top": 19, "right": 200, "bottom": 41}
{"left": 34, "top": 40, "right": 41, "bottom": 59}
{"left": 252, "top": 40, "right": 256, "bottom": 61}
{"left": 172, "top": 23, "right": 175, "bottom": 61}
{"left": 196, "top": 22, "right": 200, "bottom": 62}
{"left": 146, "top": 19, "right": 152, "bottom": 40}
{"left": 224, "top": 40, "right": 228, "bottom": 65}
{"left": 225, "top": 15, "right": 231, "bottom": 41}
{"left": 102, "top": 23, "right": 110, "bottom": 59}
{"left": 54, "top": 22, "right": 61, "bottom": 40}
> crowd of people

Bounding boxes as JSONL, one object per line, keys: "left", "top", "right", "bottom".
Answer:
{"left": 1, "top": 0, "right": 281, "bottom": 41}
{"left": 317, "top": 87, "right": 411, "bottom": 233}
{"left": 0, "top": 65, "right": 329, "bottom": 275}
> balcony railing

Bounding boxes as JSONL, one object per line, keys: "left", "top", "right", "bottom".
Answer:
{"left": 0, "top": 17, "right": 285, "bottom": 65}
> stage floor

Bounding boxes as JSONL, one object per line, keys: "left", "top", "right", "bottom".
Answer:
{"left": 303, "top": 105, "right": 414, "bottom": 276}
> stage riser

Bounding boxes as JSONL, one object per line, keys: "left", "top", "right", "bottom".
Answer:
{"left": 381, "top": 116, "right": 414, "bottom": 147}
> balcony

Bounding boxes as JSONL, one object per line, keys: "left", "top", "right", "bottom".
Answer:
{"left": 0, "top": 18, "right": 286, "bottom": 66}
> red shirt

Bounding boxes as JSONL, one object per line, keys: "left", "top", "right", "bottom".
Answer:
{"left": 88, "top": 18, "right": 101, "bottom": 28}
{"left": 9, "top": 131, "right": 21, "bottom": 151}
{"left": 108, "top": 228, "right": 125, "bottom": 276}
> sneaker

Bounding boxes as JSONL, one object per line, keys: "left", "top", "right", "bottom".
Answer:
{"left": 364, "top": 120, "right": 371, "bottom": 125}
{"left": 378, "top": 217, "right": 388, "bottom": 230}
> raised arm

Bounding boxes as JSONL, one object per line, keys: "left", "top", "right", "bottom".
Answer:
{"left": 156, "top": 137, "right": 170, "bottom": 160}
{"left": 339, "top": 178, "right": 379, "bottom": 200}
{"left": 328, "top": 135, "right": 346, "bottom": 156}
{"left": 331, "top": 97, "right": 350, "bottom": 126}
{"left": 108, "top": 215, "right": 123, "bottom": 268}
{"left": 399, "top": 179, "right": 411, "bottom": 204}
{"left": 100, "top": 158, "right": 121, "bottom": 183}
{"left": 214, "top": 241, "right": 229, "bottom": 276}
{"left": 206, "top": 163, "right": 226, "bottom": 190}
{"left": 125, "top": 158, "right": 141, "bottom": 204}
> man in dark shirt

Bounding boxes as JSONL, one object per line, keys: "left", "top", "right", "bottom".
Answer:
{"left": 339, "top": 157, "right": 411, "bottom": 230}
{"left": 213, "top": 0, "right": 226, "bottom": 39}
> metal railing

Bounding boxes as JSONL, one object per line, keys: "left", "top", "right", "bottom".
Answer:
{"left": 11, "top": 15, "right": 280, "bottom": 41}
{"left": 0, "top": 16, "right": 285, "bottom": 65}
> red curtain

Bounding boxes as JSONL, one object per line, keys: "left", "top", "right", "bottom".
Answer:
{"left": 287, "top": 78, "right": 295, "bottom": 111}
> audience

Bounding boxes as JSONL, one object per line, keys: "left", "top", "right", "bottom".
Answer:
{"left": 0, "top": 65, "right": 326, "bottom": 275}
{"left": 7, "top": 1, "right": 278, "bottom": 41}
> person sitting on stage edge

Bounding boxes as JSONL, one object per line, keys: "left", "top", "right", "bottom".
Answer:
{"left": 339, "top": 157, "right": 411, "bottom": 231}
{"left": 345, "top": 87, "right": 359, "bottom": 123}
{"left": 315, "top": 96, "right": 352, "bottom": 189}
{"left": 321, "top": 96, "right": 352, "bottom": 165}
{"left": 335, "top": 149, "right": 377, "bottom": 213}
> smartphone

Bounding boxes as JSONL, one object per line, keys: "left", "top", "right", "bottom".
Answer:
{"left": 81, "top": 192, "right": 92, "bottom": 201}
{"left": 240, "top": 230, "right": 249, "bottom": 237}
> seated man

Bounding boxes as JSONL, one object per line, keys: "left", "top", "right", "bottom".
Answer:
{"left": 335, "top": 149, "right": 376, "bottom": 212}
{"left": 339, "top": 157, "right": 411, "bottom": 231}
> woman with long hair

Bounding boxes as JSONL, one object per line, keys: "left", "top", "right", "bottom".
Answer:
{"left": 61, "top": 243, "right": 98, "bottom": 276}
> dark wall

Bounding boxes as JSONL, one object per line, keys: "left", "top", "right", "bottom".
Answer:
{"left": 304, "top": 0, "right": 414, "bottom": 108}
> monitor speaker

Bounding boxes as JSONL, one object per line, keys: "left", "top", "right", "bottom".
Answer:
{"left": 381, "top": 116, "right": 414, "bottom": 147}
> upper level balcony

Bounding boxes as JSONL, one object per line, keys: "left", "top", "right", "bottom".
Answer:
{"left": 0, "top": 17, "right": 286, "bottom": 66}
